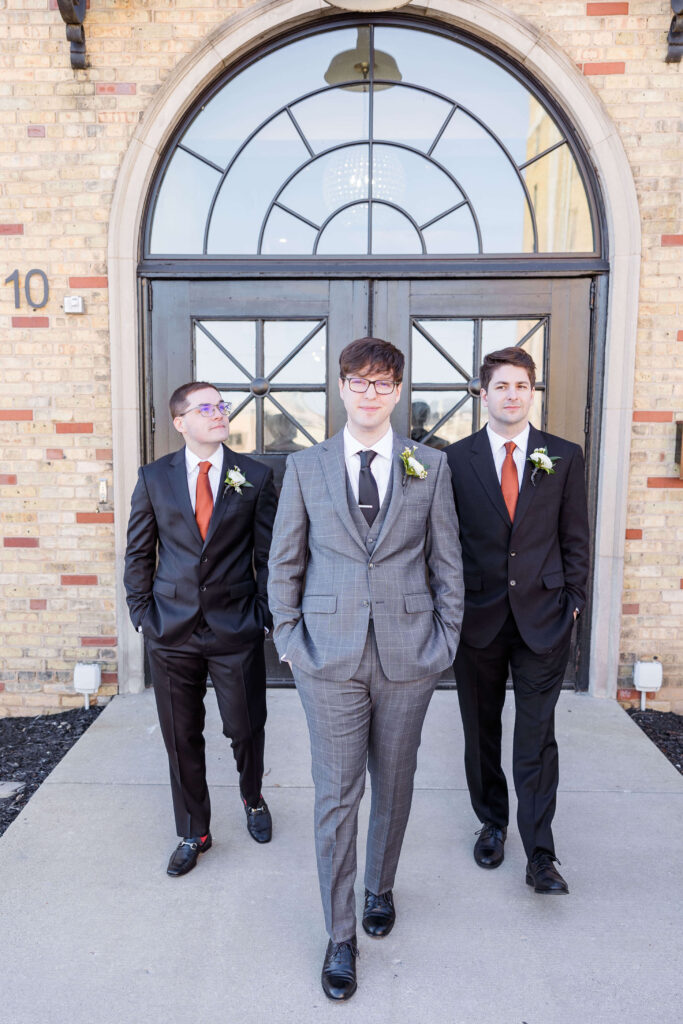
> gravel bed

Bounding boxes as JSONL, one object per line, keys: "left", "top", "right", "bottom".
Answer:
{"left": 626, "top": 708, "right": 683, "bottom": 775}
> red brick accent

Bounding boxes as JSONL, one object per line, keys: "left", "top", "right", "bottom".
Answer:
{"left": 4, "top": 537, "right": 39, "bottom": 548}
{"left": 680, "top": 579, "right": 683, "bottom": 590}
{"left": 0, "top": 474, "right": 18, "bottom": 485}
{"left": 61, "top": 575, "right": 98, "bottom": 586}
{"left": 95, "top": 448, "right": 113, "bottom": 460}
{"left": 622, "top": 604, "right": 639, "bottom": 615}
{"left": 81, "top": 637, "right": 117, "bottom": 647}
{"left": 647, "top": 477, "right": 683, "bottom": 488}
{"left": 0, "top": 410, "right": 32, "bottom": 421}
{"left": 662, "top": 235, "right": 683, "bottom": 247}
{"left": 625, "top": 529, "right": 642, "bottom": 540}
{"left": 68, "top": 276, "right": 108, "bottom": 289}
{"left": 30, "top": 599, "right": 47, "bottom": 610}
{"left": 11, "top": 317, "right": 49, "bottom": 328}
{"left": 27, "top": 126, "right": 45, "bottom": 138}
{"left": 633, "top": 411, "right": 673, "bottom": 422}
{"left": 46, "top": 448, "right": 64, "bottom": 460}
{"left": 101, "top": 672, "right": 118, "bottom": 685}
{"left": 617, "top": 689, "right": 637, "bottom": 701}
{"left": 76, "top": 512, "right": 114, "bottom": 523}
{"left": 55, "top": 422, "right": 93, "bottom": 434}
{"left": 0, "top": 683, "right": 4, "bottom": 693}
{"left": 582, "top": 62, "right": 626, "bottom": 75}
{"left": 95, "top": 83, "right": 136, "bottom": 96}
{"left": 586, "top": 2, "right": 629, "bottom": 14}
{"left": 0, "top": 224, "right": 23, "bottom": 235}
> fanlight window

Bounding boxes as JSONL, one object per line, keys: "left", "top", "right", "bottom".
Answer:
{"left": 148, "top": 23, "right": 596, "bottom": 257}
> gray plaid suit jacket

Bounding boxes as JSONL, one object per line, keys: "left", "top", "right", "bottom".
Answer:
{"left": 268, "top": 429, "right": 464, "bottom": 682}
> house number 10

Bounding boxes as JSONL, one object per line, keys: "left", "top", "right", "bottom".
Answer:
{"left": 4, "top": 269, "right": 50, "bottom": 310}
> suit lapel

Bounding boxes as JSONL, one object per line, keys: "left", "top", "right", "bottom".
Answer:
{"left": 319, "top": 431, "right": 368, "bottom": 554}
{"left": 372, "top": 434, "right": 406, "bottom": 557}
{"left": 469, "top": 427, "right": 511, "bottom": 528}
{"left": 511, "top": 424, "right": 545, "bottom": 531}
{"left": 167, "top": 448, "right": 203, "bottom": 544}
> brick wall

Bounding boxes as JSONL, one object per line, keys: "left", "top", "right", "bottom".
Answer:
{"left": 0, "top": 1, "right": 681, "bottom": 713}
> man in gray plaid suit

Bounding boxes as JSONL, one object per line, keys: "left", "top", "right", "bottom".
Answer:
{"left": 268, "top": 337, "right": 464, "bottom": 1000}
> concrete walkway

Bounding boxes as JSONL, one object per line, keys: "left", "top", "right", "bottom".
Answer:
{"left": 1, "top": 689, "right": 681, "bottom": 1024}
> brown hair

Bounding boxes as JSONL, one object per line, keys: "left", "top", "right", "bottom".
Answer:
{"left": 480, "top": 347, "right": 536, "bottom": 392}
{"left": 339, "top": 337, "right": 404, "bottom": 382}
{"left": 169, "top": 381, "right": 220, "bottom": 419}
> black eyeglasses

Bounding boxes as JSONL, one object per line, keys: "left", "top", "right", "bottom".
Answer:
{"left": 181, "top": 401, "right": 232, "bottom": 418}
{"left": 342, "top": 377, "right": 399, "bottom": 395}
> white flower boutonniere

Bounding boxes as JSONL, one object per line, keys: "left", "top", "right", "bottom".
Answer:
{"left": 528, "top": 447, "right": 561, "bottom": 486}
{"left": 223, "top": 466, "right": 253, "bottom": 496}
{"left": 400, "top": 446, "right": 428, "bottom": 485}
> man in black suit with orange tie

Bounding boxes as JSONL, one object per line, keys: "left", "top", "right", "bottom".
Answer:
{"left": 446, "top": 348, "right": 589, "bottom": 894}
{"left": 124, "top": 381, "right": 277, "bottom": 875}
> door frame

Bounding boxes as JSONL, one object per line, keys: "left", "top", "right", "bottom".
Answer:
{"left": 110, "top": 0, "right": 640, "bottom": 698}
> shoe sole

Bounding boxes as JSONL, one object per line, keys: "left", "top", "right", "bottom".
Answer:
{"left": 525, "top": 873, "right": 569, "bottom": 894}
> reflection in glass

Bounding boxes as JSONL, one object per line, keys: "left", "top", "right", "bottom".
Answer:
{"left": 324, "top": 26, "right": 402, "bottom": 92}
{"left": 317, "top": 203, "right": 368, "bottom": 254}
{"left": 150, "top": 150, "right": 221, "bottom": 254}
{"left": 265, "top": 322, "right": 326, "bottom": 383}
{"left": 265, "top": 392, "right": 325, "bottom": 447}
{"left": 373, "top": 144, "right": 462, "bottom": 227}
{"left": 195, "top": 321, "right": 255, "bottom": 383}
{"left": 279, "top": 144, "right": 368, "bottom": 225}
{"left": 372, "top": 204, "right": 422, "bottom": 254}
{"left": 524, "top": 145, "right": 594, "bottom": 252}
{"left": 208, "top": 113, "right": 309, "bottom": 254}
{"left": 481, "top": 319, "right": 545, "bottom": 382}
{"left": 412, "top": 320, "right": 474, "bottom": 379}
{"left": 410, "top": 391, "right": 472, "bottom": 448}
{"left": 221, "top": 391, "right": 255, "bottom": 453}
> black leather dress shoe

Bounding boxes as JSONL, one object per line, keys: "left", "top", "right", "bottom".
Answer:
{"left": 473, "top": 823, "right": 507, "bottom": 868}
{"left": 166, "top": 833, "right": 212, "bottom": 877}
{"left": 362, "top": 888, "right": 396, "bottom": 937}
{"left": 526, "top": 851, "right": 569, "bottom": 894}
{"left": 321, "top": 937, "right": 359, "bottom": 1000}
{"left": 243, "top": 796, "right": 272, "bottom": 843}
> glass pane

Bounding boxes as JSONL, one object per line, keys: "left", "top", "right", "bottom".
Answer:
{"left": 372, "top": 144, "right": 463, "bottom": 227}
{"left": 265, "top": 322, "right": 326, "bottom": 383}
{"left": 481, "top": 319, "right": 546, "bottom": 382}
{"left": 374, "top": 27, "right": 565, "bottom": 165}
{"left": 150, "top": 150, "right": 221, "bottom": 254}
{"left": 317, "top": 203, "right": 368, "bottom": 255}
{"left": 371, "top": 203, "right": 422, "bottom": 255}
{"left": 181, "top": 28, "right": 359, "bottom": 168}
{"left": 265, "top": 392, "right": 325, "bottom": 448}
{"left": 423, "top": 205, "right": 479, "bottom": 254}
{"left": 280, "top": 144, "right": 369, "bottom": 225}
{"left": 411, "top": 324, "right": 469, "bottom": 383}
{"left": 223, "top": 391, "right": 256, "bottom": 453}
{"left": 260, "top": 206, "right": 317, "bottom": 255}
{"left": 373, "top": 85, "right": 453, "bottom": 152}
{"left": 433, "top": 110, "right": 533, "bottom": 253}
{"left": 207, "top": 113, "right": 310, "bottom": 254}
{"left": 291, "top": 87, "right": 370, "bottom": 152}
{"left": 413, "top": 320, "right": 475, "bottom": 379}
{"left": 524, "top": 145, "right": 594, "bottom": 252}
{"left": 195, "top": 321, "right": 256, "bottom": 383}
{"left": 410, "top": 391, "right": 472, "bottom": 448}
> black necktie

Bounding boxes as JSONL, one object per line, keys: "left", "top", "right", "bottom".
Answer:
{"left": 358, "top": 450, "right": 380, "bottom": 526}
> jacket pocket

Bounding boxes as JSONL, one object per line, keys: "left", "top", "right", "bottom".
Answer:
{"left": 463, "top": 573, "right": 482, "bottom": 592}
{"left": 302, "top": 595, "right": 337, "bottom": 613}
{"left": 153, "top": 578, "right": 176, "bottom": 598}
{"left": 405, "top": 592, "right": 434, "bottom": 613}
{"left": 542, "top": 570, "right": 565, "bottom": 590}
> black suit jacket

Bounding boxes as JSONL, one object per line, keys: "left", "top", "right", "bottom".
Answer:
{"left": 124, "top": 444, "right": 277, "bottom": 649}
{"left": 445, "top": 424, "right": 589, "bottom": 655}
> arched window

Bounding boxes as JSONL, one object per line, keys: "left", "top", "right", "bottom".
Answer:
{"left": 146, "top": 22, "right": 599, "bottom": 258}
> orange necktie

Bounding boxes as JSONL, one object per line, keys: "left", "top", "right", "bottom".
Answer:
{"left": 501, "top": 441, "right": 518, "bottom": 522}
{"left": 195, "top": 461, "right": 213, "bottom": 540}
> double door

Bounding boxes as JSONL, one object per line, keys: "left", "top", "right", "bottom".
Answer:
{"left": 146, "top": 276, "right": 593, "bottom": 683}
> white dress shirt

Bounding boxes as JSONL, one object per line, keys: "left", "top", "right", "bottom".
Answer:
{"left": 184, "top": 444, "right": 223, "bottom": 510}
{"left": 486, "top": 423, "right": 529, "bottom": 493}
{"left": 343, "top": 424, "right": 394, "bottom": 507}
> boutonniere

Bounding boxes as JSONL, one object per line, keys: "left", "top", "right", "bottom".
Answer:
{"left": 223, "top": 466, "right": 253, "bottom": 496}
{"left": 400, "top": 446, "right": 428, "bottom": 486}
{"left": 528, "top": 447, "right": 561, "bottom": 486}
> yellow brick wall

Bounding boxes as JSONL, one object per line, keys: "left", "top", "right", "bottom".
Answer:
{"left": 0, "top": 1, "right": 681, "bottom": 714}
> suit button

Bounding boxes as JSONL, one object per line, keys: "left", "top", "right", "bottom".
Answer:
{"left": 200, "top": 585, "right": 207, "bottom": 592}
{"left": 510, "top": 551, "right": 517, "bottom": 557}
{"left": 201, "top": 556, "right": 208, "bottom": 563}
{"left": 368, "top": 563, "right": 374, "bottom": 569}
{"left": 362, "top": 600, "right": 369, "bottom": 607}
{"left": 509, "top": 580, "right": 516, "bottom": 587}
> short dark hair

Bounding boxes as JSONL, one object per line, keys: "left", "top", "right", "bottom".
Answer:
{"left": 169, "top": 381, "right": 219, "bottom": 419}
{"left": 339, "top": 337, "right": 404, "bottom": 381}
{"left": 480, "top": 347, "right": 536, "bottom": 392}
